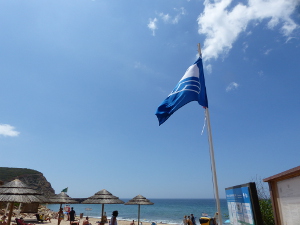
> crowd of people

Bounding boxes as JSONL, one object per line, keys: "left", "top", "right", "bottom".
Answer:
{"left": 185, "top": 212, "right": 219, "bottom": 225}
{"left": 59, "top": 206, "right": 77, "bottom": 225}
{"left": 59, "top": 207, "right": 118, "bottom": 225}
{"left": 182, "top": 214, "right": 196, "bottom": 225}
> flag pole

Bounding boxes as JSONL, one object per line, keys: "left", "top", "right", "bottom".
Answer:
{"left": 198, "top": 43, "right": 223, "bottom": 225}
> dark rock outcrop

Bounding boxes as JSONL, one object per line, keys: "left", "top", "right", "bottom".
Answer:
{"left": 0, "top": 167, "right": 55, "bottom": 197}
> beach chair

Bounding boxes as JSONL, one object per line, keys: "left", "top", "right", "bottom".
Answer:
{"left": 15, "top": 218, "right": 28, "bottom": 225}
{"left": 35, "top": 214, "right": 43, "bottom": 222}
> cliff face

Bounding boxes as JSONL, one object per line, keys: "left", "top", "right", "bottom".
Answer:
{"left": 0, "top": 167, "right": 55, "bottom": 197}
{"left": 17, "top": 173, "right": 55, "bottom": 197}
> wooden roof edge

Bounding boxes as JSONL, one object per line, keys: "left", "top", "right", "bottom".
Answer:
{"left": 263, "top": 165, "right": 300, "bottom": 182}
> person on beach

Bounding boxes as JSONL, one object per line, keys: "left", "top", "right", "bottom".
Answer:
{"left": 82, "top": 217, "right": 91, "bottom": 225}
{"left": 102, "top": 212, "right": 108, "bottom": 223}
{"left": 0, "top": 215, "right": 7, "bottom": 225}
{"left": 213, "top": 212, "right": 219, "bottom": 225}
{"left": 190, "top": 214, "right": 195, "bottom": 225}
{"left": 109, "top": 211, "right": 118, "bottom": 225}
{"left": 183, "top": 216, "right": 187, "bottom": 225}
{"left": 130, "top": 220, "right": 135, "bottom": 225}
{"left": 16, "top": 217, "right": 33, "bottom": 225}
{"left": 69, "top": 207, "right": 76, "bottom": 224}
{"left": 187, "top": 216, "right": 193, "bottom": 225}
{"left": 65, "top": 205, "right": 71, "bottom": 221}
{"left": 58, "top": 208, "right": 64, "bottom": 225}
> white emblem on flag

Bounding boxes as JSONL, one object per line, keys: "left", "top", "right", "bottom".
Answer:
{"left": 169, "top": 79, "right": 200, "bottom": 96}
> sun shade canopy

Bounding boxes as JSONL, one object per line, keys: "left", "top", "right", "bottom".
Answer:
{"left": 0, "top": 179, "right": 49, "bottom": 203}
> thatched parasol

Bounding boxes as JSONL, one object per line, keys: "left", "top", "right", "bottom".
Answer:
{"left": 48, "top": 192, "right": 78, "bottom": 205}
{"left": 48, "top": 192, "right": 78, "bottom": 225}
{"left": 124, "top": 195, "right": 154, "bottom": 225}
{"left": 82, "top": 189, "right": 124, "bottom": 223}
{"left": 0, "top": 179, "right": 50, "bottom": 225}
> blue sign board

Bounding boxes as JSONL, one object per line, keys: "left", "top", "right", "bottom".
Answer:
{"left": 225, "top": 183, "right": 262, "bottom": 225}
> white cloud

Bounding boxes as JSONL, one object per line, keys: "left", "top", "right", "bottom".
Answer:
{"left": 264, "top": 49, "right": 272, "bottom": 55}
{"left": 134, "top": 61, "right": 142, "bottom": 69}
{"left": 206, "top": 64, "right": 212, "bottom": 74}
{"left": 243, "top": 42, "right": 249, "bottom": 52}
{"left": 226, "top": 82, "right": 239, "bottom": 92}
{"left": 258, "top": 70, "right": 264, "bottom": 76}
{"left": 198, "top": 0, "right": 300, "bottom": 61}
{"left": 172, "top": 7, "right": 186, "bottom": 24}
{"left": 148, "top": 18, "right": 158, "bottom": 36}
{"left": 134, "top": 61, "right": 149, "bottom": 71}
{"left": 286, "top": 36, "right": 297, "bottom": 43}
{"left": 159, "top": 13, "right": 171, "bottom": 23}
{"left": 0, "top": 124, "right": 20, "bottom": 137}
{"left": 159, "top": 7, "right": 186, "bottom": 24}
{"left": 148, "top": 7, "right": 186, "bottom": 35}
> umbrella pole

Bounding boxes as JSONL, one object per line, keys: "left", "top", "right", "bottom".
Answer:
{"left": 7, "top": 202, "right": 14, "bottom": 225}
{"left": 17, "top": 203, "right": 22, "bottom": 217}
{"left": 138, "top": 205, "right": 140, "bottom": 225}
{"left": 101, "top": 204, "right": 104, "bottom": 222}
{"left": 5, "top": 203, "right": 9, "bottom": 215}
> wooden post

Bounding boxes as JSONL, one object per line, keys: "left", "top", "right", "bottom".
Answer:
{"left": 7, "top": 202, "right": 14, "bottom": 225}
{"left": 138, "top": 205, "right": 140, "bottom": 225}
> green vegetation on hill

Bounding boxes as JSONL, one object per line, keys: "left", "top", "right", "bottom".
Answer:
{"left": 0, "top": 167, "right": 41, "bottom": 182}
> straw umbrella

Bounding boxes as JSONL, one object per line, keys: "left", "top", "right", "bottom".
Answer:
{"left": 0, "top": 179, "right": 49, "bottom": 225}
{"left": 48, "top": 192, "right": 78, "bottom": 225}
{"left": 124, "top": 195, "right": 154, "bottom": 225}
{"left": 82, "top": 189, "right": 124, "bottom": 224}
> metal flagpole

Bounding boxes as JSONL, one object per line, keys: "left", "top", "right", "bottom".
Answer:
{"left": 205, "top": 108, "right": 222, "bottom": 225}
{"left": 198, "top": 43, "right": 223, "bottom": 225}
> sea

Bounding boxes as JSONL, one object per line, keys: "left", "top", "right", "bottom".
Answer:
{"left": 47, "top": 199, "right": 229, "bottom": 225}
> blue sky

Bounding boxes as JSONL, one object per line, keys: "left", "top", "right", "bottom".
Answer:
{"left": 1, "top": 0, "right": 300, "bottom": 199}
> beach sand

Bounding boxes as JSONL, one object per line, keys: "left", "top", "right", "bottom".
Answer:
{"left": 12, "top": 215, "right": 166, "bottom": 225}
{"left": 7, "top": 205, "right": 174, "bottom": 225}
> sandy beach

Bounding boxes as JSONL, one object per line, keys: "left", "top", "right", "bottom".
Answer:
{"left": 45, "top": 217, "right": 155, "bottom": 225}
{"left": 11, "top": 214, "right": 169, "bottom": 225}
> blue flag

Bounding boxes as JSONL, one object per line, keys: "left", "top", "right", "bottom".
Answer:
{"left": 155, "top": 56, "right": 208, "bottom": 125}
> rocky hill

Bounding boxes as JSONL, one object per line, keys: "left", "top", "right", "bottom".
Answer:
{"left": 0, "top": 167, "right": 55, "bottom": 197}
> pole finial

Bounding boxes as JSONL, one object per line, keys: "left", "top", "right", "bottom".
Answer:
{"left": 197, "top": 43, "right": 202, "bottom": 57}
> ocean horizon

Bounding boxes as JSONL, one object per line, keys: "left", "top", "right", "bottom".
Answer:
{"left": 47, "top": 198, "right": 229, "bottom": 225}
